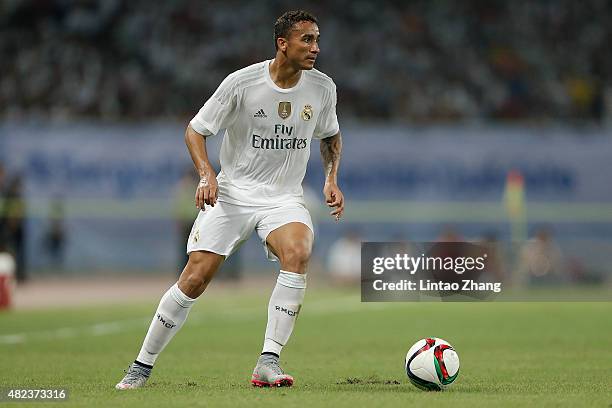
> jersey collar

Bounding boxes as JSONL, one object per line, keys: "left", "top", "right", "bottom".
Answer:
{"left": 264, "top": 59, "right": 305, "bottom": 93}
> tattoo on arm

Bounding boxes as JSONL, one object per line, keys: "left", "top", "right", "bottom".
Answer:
{"left": 320, "top": 133, "right": 342, "bottom": 179}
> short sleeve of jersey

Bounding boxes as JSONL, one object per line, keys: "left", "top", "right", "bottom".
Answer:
{"left": 190, "top": 73, "right": 239, "bottom": 136}
{"left": 313, "top": 83, "right": 340, "bottom": 140}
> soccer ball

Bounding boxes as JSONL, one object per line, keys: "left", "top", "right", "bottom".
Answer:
{"left": 405, "top": 337, "right": 460, "bottom": 391}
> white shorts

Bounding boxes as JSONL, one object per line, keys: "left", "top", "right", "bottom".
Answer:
{"left": 186, "top": 201, "right": 314, "bottom": 261}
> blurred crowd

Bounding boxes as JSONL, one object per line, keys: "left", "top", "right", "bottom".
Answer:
{"left": 1, "top": 0, "right": 611, "bottom": 122}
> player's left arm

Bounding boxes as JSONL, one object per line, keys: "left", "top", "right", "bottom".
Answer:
{"left": 320, "top": 132, "right": 344, "bottom": 221}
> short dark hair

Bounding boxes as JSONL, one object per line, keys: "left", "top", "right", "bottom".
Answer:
{"left": 274, "top": 10, "right": 318, "bottom": 50}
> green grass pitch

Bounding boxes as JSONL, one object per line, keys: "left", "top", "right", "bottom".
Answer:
{"left": 0, "top": 287, "right": 610, "bottom": 407}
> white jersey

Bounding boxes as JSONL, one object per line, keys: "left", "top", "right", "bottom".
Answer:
{"left": 190, "top": 60, "right": 339, "bottom": 206}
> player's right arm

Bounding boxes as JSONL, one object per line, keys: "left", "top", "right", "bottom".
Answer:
{"left": 186, "top": 72, "right": 240, "bottom": 209}
{"left": 185, "top": 125, "right": 218, "bottom": 209}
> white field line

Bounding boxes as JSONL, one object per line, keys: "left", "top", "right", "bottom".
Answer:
{"left": 0, "top": 317, "right": 150, "bottom": 345}
{"left": 0, "top": 296, "right": 398, "bottom": 346}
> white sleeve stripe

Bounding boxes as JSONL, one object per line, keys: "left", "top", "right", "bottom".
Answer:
{"left": 216, "top": 69, "right": 264, "bottom": 104}
{"left": 216, "top": 80, "right": 236, "bottom": 105}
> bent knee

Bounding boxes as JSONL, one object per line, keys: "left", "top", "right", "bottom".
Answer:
{"left": 179, "top": 251, "right": 223, "bottom": 297}
{"left": 280, "top": 241, "right": 312, "bottom": 270}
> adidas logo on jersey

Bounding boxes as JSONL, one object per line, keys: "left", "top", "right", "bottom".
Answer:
{"left": 254, "top": 109, "right": 267, "bottom": 118}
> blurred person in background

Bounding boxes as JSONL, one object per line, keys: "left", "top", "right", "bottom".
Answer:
{"left": 0, "top": 239, "right": 16, "bottom": 308}
{"left": 514, "top": 226, "right": 567, "bottom": 286}
{"left": 326, "top": 229, "right": 361, "bottom": 286}
{"left": 0, "top": 163, "right": 6, "bottom": 247}
{"left": 116, "top": 10, "right": 344, "bottom": 390}
{"left": 2, "top": 174, "right": 26, "bottom": 283}
{"left": 43, "top": 197, "right": 66, "bottom": 270}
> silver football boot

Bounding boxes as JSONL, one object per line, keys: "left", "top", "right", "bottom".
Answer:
{"left": 115, "top": 362, "right": 152, "bottom": 390}
{"left": 251, "top": 354, "right": 294, "bottom": 387}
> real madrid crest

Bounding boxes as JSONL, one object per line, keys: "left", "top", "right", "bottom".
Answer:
{"left": 278, "top": 101, "right": 291, "bottom": 119}
{"left": 301, "top": 104, "right": 313, "bottom": 121}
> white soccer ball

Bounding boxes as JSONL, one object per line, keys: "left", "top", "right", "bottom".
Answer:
{"left": 405, "top": 337, "right": 460, "bottom": 391}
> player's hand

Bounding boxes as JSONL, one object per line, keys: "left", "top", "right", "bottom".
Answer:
{"left": 323, "top": 181, "right": 344, "bottom": 221}
{"left": 195, "top": 167, "right": 218, "bottom": 210}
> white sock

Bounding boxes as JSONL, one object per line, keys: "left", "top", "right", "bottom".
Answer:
{"left": 136, "top": 283, "right": 196, "bottom": 366}
{"left": 261, "top": 270, "right": 306, "bottom": 356}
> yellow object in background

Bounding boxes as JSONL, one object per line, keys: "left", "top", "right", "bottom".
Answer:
{"left": 504, "top": 170, "right": 527, "bottom": 242}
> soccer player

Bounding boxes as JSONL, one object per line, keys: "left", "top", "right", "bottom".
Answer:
{"left": 116, "top": 10, "right": 344, "bottom": 389}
